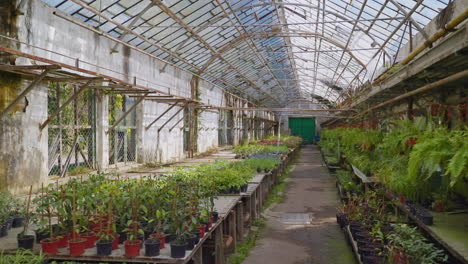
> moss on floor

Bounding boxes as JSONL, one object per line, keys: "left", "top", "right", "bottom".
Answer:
{"left": 326, "top": 234, "right": 358, "bottom": 264}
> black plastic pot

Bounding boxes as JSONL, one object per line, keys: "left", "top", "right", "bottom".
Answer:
{"left": 35, "top": 229, "right": 50, "bottom": 244}
{"left": 361, "top": 255, "right": 386, "bottom": 264}
{"left": 5, "top": 217, "right": 13, "bottom": 230}
{"left": 353, "top": 231, "right": 371, "bottom": 241}
{"left": 12, "top": 216, "right": 25, "bottom": 228}
{"left": 17, "top": 234, "right": 35, "bottom": 249}
{"left": 335, "top": 213, "right": 348, "bottom": 228}
{"left": 144, "top": 239, "right": 160, "bottom": 257}
{"left": 0, "top": 225, "right": 8, "bottom": 237}
{"left": 193, "top": 230, "right": 201, "bottom": 244}
{"left": 256, "top": 168, "right": 262, "bottom": 173}
{"left": 186, "top": 234, "right": 198, "bottom": 250}
{"left": 170, "top": 243, "right": 187, "bottom": 258}
{"left": 358, "top": 246, "right": 379, "bottom": 257}
{"left": 143, "top": 227, "right": 154, "bottom": 239}
{"left": 240, "top": 184, "right": 248, "bottom": 193}
{"left": 118, "top": 231, "right": 127, "bottom": 244}
{"left": 211, "top": 211, "right": 219, "bottom": 223}
{"left": 96, "top": 240, "right": 113, "bottom": 256}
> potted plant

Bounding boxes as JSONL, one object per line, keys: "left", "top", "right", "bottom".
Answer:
{"left": 149, "top": 209, "right": 167, "bottom": 249}
{"left": 168, "top": 184, "right": 188, "bottom": 258}
{"left": 68, "top": 187, "right": 86, "bottom": 257}
{"left": 17, "top": 186, "right": 35, "bottom": 250}
{"left": 123, "top": 185, "right": 143, "bottom": 258}
{"left": 36, "top": 186, "right": 59, "bottom": 255}
{"left": 95, "top": 189, "right": 116, "bottom": 256}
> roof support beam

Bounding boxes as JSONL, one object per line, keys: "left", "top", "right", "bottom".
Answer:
{"left": 145, "top": 103, "right": 178, "bottom": 130}
{"left": 349, "top": 0, "right": 424, "bottom": 86}
{"left": 152, "top": 0, "right": 280, "bottom": 105}
{"left": 158, "top": 103, "right": 187, "bottom": 132}
{"left": 66, "top": 0, "right": 261, "bottom": 103}
{"left": 215, "top": 0, "right": 288, "bottom": 97}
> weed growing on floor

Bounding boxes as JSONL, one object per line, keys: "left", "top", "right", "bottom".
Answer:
{"left": 229, "top": 219, "right": 266, "bottom": 264}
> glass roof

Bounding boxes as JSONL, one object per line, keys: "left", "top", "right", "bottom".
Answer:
{"left": 43, "top": 0, "right": 450, "bottom": 107}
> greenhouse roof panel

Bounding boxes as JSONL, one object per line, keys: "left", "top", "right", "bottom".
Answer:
{"left": 45, "top": 0, "right": 450, "bottom": 107}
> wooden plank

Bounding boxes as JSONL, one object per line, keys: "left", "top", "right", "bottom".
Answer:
{"left": 0, "top": 64, "right": 60, "bottom": 71}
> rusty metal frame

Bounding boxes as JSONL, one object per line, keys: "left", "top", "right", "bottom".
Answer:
{"left": 157, "top": 103, "right": 188, "bottom": 132}
{"left": 0, "top": 69, "right": 51, "bottom": 118}
{"left": 145, "top": 103, "right": 179, "bottom": 130}
{"left": 106, "top": 92, "right": 150, "bottom": 134}
{"left": 40, "top": 79, "right": 94, "bottom": 130}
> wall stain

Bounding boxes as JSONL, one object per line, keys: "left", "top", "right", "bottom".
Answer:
{"left": 0, "top": 72, "right": 25, "bottom": 113}
{"left": 0, "top": 0, "right": 20, "bottom": 64}
{"left": 122, "top": 45, "right": 130, "bottom": 81}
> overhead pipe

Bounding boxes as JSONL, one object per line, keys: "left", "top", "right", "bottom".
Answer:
{"left": 356, "top": 69, "right": 468, "bottom": 118}
{"left": 375, "top": 10, "right": 468, "bottom": 84}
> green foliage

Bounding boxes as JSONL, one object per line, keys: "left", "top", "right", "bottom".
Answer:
{"left": 233, "top": 144, "right": 289, "bottom": 156}
{"left": 0, "top": 250, "right": 44, "bottom": 264}
{"left": 335, "top": 170, "right": 359, "bottom": 192}
{"left": 320, "top": 117, "right": 468, "bottom": 203}
{"left": 386, "top": 224, "right": 447, "bottom": 264}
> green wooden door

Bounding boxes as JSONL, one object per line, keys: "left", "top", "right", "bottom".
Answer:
{"left": 288, "top": 117, "right": 316, "bottom": 144}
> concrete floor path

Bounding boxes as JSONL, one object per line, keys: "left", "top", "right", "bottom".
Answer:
{"left": 242, "top": 145, "right": 357, "bottom": 264}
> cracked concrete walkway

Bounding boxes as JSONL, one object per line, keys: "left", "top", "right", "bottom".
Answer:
{"left": 242, "top": 145, "right": 356, "bottom": 264}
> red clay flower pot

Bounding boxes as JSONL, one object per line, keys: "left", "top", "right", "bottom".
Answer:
{"left": 196, "top": 225, "right": 206, "bottom": 238}
{"left": 81, "top": 232, "right": 97, "bottom": 248}
{"left": 124, "top": 240, "right": 142, "bottom": 258}
{"left": 41, "top": 237, "right": 59, "bottom": 255}
{"left": 149, "top": 233, "right": 166, "bottom": 249}
{"left": 69, "top": 238, "right": 86, "bottom": 256}
{"left": 112, "top": 233, "right": 120, "bottom": 250}
{"left": 56, "top": 234, "right": 69, "bottom": 248}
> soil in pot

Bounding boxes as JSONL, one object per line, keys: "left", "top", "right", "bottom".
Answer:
{"left": 41, "top": 237, "right": 60, "bottom": 255}
{"left": 12, "top": 216, "right": 25, "bottom": 228}
{"left": 35, "top": 229, "right": 50, "bottom": 243}
{"left": 69, "top": 238, "right": 86, "bottom": 256}
{"left": 170, "top": 242, "right": 187, "bottom": 258}
{"left": 144, "top": 239, "right": 160, "bottom": 257}
{"left": 17, "top": 234, "right": 35, "bottom": 250}
{"left": 80, "top": 232, "right": 96, "bottom": 249}
{"left": 96, "top": 239, "right": 113, "bottom": 256}
{"left": 124, "top": 240, "right": 142, "bottom": 258}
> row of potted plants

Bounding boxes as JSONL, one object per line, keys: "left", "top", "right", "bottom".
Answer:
{"left": 337, "top": 189, "right": 448, "bottom": 264}
{"left": 4, "top": 150, "right": 287, "bottom": 259}
{"left": 233, "top": 135, "right": 302, "bottom": 158}
{"left": 319, "top": 116, "right": 467, "bottom": 212}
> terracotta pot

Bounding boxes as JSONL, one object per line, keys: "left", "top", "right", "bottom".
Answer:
{"left": 80, "top": 232, "right": 97, "bottom": 248}
{"left": 124, "top": 240, "right": 142, "bottom": 258}
{"left": 41, "top": 237, "right": 60, "bottom": 255}
{"left": 196, "top": 225, "right": 206, "bottom": 238}
{"left": 69, "top": 238, "right": 86, "bottom": 256}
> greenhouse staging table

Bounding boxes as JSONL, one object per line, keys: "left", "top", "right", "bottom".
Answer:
{"left": 0, "top": 196, "right": 241, "bottom": 264}
{"left": 392, "top": 200, "right": 468, "bottom": 264}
